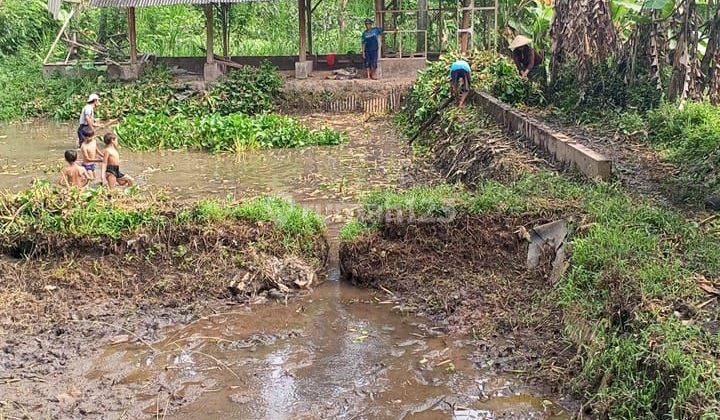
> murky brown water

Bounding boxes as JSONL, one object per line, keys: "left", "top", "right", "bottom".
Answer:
{"left": 0, "top": 115, "right": 573, "bottom": 419}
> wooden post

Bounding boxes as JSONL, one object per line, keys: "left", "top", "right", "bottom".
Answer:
{"left": 374, "top": 0, "right": 384, "bottom": 57}
{"left": 494, "top": 0, "right": 499, "bottom": 50}
{"left": 205, "top": 4, "right": 214, "bottom": 64}
{"left": 417, "top": 0, "right": 427, "bottom": 54}
{"left": 298, "top": 0, "right": 307, "bottom": 61}
{"left": 307, "top": 0, "right": 313, "bottom": 56}
{"left": 128, "top": 7, "right": 138, "bottom": 64}
{"left": 221, "top": 3, "right": 230, "bottom": 59}
{"left": 459, "top": 0, "right": 472, "bottom": 53}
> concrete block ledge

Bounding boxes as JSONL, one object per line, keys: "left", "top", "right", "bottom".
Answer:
{"left": 474, "top": 92, "right": 612, "bottom": 181}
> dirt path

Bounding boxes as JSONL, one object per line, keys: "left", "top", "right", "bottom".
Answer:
{"left": 0, "top": 114, "right": 574, "bottom": 419}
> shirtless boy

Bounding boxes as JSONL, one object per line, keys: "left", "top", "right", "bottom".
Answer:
{"left": 102, "top": 132, "right": 134, "bottom": 189}
{"left": 61, "top": 149, "right": 89, "bottom": 189}
{"left": 79, "top": 129, "right": 103, "bottom": 181}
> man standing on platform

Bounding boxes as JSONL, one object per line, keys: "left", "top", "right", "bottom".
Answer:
{"left": 361, "top": 18, "right": 383, "bottom": 80}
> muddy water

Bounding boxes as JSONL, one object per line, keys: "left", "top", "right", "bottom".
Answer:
{"left": 80, "top": 282, "right": 569, "bottom": 419}
{"left": 0, "top": 115, "right": 407, "bottom": 233}
{"left": 0, "top": 115, "right": 572, "bottom": 418}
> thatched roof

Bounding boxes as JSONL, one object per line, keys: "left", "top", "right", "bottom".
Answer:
{"left": 92, "top": 0, "right": 268, "bottom": 7}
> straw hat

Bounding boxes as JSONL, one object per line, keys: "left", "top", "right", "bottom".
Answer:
{"left": 509, "top": 35, "right": 532, "bottom": 51}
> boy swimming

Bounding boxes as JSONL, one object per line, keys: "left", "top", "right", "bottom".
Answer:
{"left": 101, "top": 132, "right": 134, "bottom": 189}
{"left": 60, "top": 149, "right": 89, "bottom": 189}
{"left": 79, "top": 129, "right": 103, "bottom": 181}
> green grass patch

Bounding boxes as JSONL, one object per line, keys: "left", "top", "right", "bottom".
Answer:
{"left": 116, "top": 112, "right": 346, "bottom": 153}
{"left": 646, "top": 101, "right": 720, "bottom": 204}
{"left": 401, "top": 51, "right": 545, "bottom": 139}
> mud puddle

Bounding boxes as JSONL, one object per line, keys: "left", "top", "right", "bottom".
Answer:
{"left": 53, "top": 282, "right": 570, "bottom": 419}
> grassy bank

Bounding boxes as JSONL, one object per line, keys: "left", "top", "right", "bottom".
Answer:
{"left": 0, "top": 182, "right": 326, "bottom": 258}
{"left": 0, "top": 182, "right": 329, "bottom": 338}
{"left": 340, "top": 175, "right": 720, "bottom": 418}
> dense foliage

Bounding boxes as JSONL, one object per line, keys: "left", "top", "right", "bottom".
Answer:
{"left": 342, "top": 173, "right": 720, "bottom": 418}
{"left": 117, "top": 112, "right": 345, "bottom": 153}
{"left": 0, "top": 0, "right": 56, "bottom": 57}
{"left": 0, "top": 58, "right": 284, "bottom": 123}
{"left": 402, "top": 51, "right": 544, "bottom": 138}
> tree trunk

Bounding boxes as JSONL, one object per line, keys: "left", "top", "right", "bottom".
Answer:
{"left": 338, "top": 0, "right": 348, "bottom": 30}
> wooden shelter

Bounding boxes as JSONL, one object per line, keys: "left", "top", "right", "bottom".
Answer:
{"left": 89, "top": 0, "right": 282, "bottom": 81}
{"left": 45, "top": 0, "right": 499, "bottom": 81}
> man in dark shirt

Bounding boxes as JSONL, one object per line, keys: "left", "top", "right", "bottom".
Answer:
{"left": 361, "top": 18, "right": 383, "bottom": 79}
{"left": 510, "top": 35, "right": 545, "bottom": 83}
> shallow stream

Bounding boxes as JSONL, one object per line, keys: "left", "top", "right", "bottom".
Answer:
{"left": 0, "top": 115, "right": 572, "bottom": 419}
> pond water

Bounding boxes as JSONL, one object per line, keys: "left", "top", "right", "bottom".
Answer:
{"left": 0, "top": 115, "right": 573, "bottom": 419}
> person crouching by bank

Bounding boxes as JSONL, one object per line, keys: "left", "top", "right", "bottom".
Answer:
{"left": 450, "top": 59, "right": 472, "bottom": 108}
{"left": 361, "top": 18, "right": 383, "bottom": 80}
{"left": 509, "top": 35, "right": 546, "bottom": 85}
{"left": 78, "top": 93, "right": 100, "bottom": 148}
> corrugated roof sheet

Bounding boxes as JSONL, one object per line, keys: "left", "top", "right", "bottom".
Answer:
{"left": 91, "top": 0, "right": 270, "bottom": 7}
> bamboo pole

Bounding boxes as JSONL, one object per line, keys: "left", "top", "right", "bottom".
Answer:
{"left": 307, "top": 0, "right": 313, "bottom": 55}
{"left": 44, "top": 8, "right": 75, "bottom": 65}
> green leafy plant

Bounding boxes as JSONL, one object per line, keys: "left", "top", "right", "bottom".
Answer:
{"left": 116, "top": 112, "right": 346, "bottom": 153}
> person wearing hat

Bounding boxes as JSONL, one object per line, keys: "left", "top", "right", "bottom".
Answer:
{"left": 361, "top": 18, "right": 383, "bottom": 79}
{"left": 78, "top": 93, "right": 100, "bottom": 148}
{"left": 509, "top": 35, "right": 544, "bottom": 82}
{"left": 449, "top": 59, "right": 472, "bottom": 107}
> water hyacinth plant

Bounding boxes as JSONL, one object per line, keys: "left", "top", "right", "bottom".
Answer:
{"left": 117, "top": 113, "right": 346, "bottom": 153}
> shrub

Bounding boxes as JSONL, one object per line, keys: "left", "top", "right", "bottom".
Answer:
{"left": 402, "top": 51, "right": 545, "bottom": 136}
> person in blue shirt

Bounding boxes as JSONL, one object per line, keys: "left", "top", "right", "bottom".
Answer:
{"left": 449, "top": 59, "right": 472, "bottom": 107}
{"left": 361, "top": 18, "right": 383, "bottom": 79}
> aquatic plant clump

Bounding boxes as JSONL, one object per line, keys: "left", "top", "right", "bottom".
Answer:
{"left": 117, "top": 113, "right": 346, "bottom": 153}
{"left": 340, "top": 175, "right": 720, "bottom": 419}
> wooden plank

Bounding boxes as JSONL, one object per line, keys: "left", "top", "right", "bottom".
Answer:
{"left": 128, "top": 7, "right": 138, "bottom": 64}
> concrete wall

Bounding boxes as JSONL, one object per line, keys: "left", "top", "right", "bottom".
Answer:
{"left": 155, "top": 53, "right": 440, "bottom": 74}
{"left": 474, "top": 92, "right": 613, "bottom": 181}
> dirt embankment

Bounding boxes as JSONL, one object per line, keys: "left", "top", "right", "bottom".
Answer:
{"left": 0, "top": 191, "right": 328, "bottom": 417}
{"left": 339, "top": 212, "right": 570, "bottom": 373}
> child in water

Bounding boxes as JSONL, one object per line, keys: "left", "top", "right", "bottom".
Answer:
{"left": 60, "top": 149, "right": 89, "bottom": 189}
{"left": 79, "top": 129, "right": 103, "bottom": 181}
{"left": 101, "top": 132, "right": 134, "bottom": 189}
